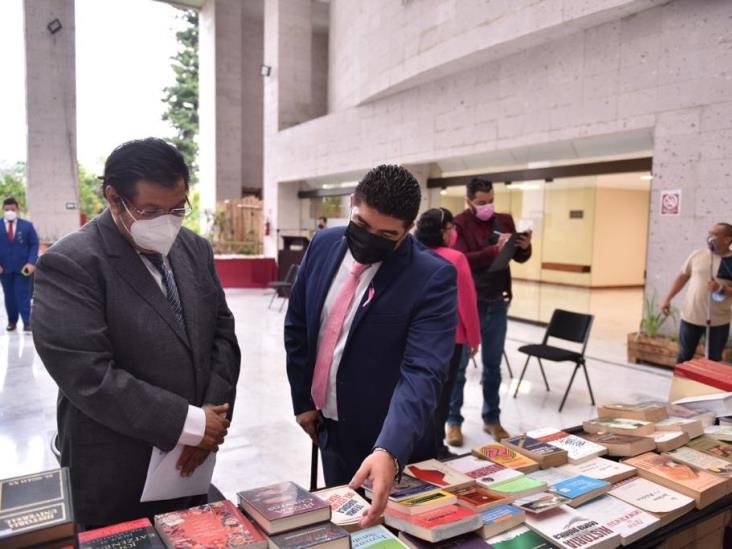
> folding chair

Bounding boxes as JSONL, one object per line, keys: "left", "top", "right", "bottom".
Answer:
{"left": 512, "top": 309, "right": 595, "bottom": 412}
{"left": 470, "top": 349, "right": 514, "bottom": 378}
{"left": 267, "top": 264, "right": 299, "bottom": 312}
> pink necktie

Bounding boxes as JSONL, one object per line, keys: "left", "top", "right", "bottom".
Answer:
{"left": 311, "top": 261, "right": 370, "bottom": 410}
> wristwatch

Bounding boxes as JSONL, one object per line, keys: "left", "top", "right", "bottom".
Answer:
{"left": 373, "top": 447, "right": 400, "bottom": 479}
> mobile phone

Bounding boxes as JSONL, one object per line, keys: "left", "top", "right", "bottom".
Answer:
{"left": 21, "top": 267, "right": 30, "bottom": 276}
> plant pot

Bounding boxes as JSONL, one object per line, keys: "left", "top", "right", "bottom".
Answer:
{"left": 627, "top": 333, "right": 732, "bottom": 368}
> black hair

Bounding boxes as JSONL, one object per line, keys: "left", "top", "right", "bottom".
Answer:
{"left": 3, "top": 198, "right": 19, "bottom": 208}
{"left": 318, "top": 216, "right": 328, "bottom": 224}
{"left": 718, "top": 222, "right": 732, "bottom": 239}
{"left": 101, "top": 138, "right": 190, "bottom": 198}
{"left": 466, "top": 177, "right": 493, "bottom": 200}
{"left": 415, "top": 208, "right": 454, "bottom": 248}
{"left": 354, "top": 165, "right": 421, "bottom": 226}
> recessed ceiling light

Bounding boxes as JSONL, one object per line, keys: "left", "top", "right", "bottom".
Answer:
{"left": 640, "top": 175, "right": 653, "bottom": 180}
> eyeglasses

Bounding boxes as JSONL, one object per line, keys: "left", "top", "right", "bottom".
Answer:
{"left": 120, "top": 196, "right": 193, "bottom": 219}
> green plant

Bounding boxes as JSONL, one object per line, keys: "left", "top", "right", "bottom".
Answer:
{"left": 638, "top": 295, "right": 677, "bottom": 338}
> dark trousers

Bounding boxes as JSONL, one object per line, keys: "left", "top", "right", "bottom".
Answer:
{"left": 479, "top": 299, "right": 508, "bottom": 424}
{"left": 1, "top": 272, "right": 31, "bottom": 326}
{"left": 677, "top": 319, "right": 730, "bottom": 363}
{"left": 434, "top": 344, "right": 464, "bottom": 451}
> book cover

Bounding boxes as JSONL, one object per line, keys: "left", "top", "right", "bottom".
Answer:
{"left": 579, "top": 432, "right": 655, "bottom": 456}
{"left": 398, "top": 530, "right": 487, "bottom": 549}
{"left": 525, "top": 506, "right": 620, "bottom": 549}
{"left": 596, "top": 402, "right": 667, "bottom": 421}
{"left": 444, "top": 456, "right": 523, "bottom": 487}
{"left": 472, "top": 444, "right": 539, "bottom": 472}
{"left": 536, "top": 434, "right": 606, "bottom": 464}
{"left": 238, "top": 482, "right": 330, "bottom": 523}
{"left": 488, "top": 477, "right": 546, "bottom": 497}
{"left": 155, "top": 500, "right": 267, "bottom": 549}
{"left": 673, "top": 392, "right": 732, "bottom": 417}
{"left": 644, "top": 430, "right": 689, "bottom": 452}
{"left": 583, "top": 418, "right": 654, "bottom": 436}
{"left": 559, "top": 457, "right": 636, "bottom": 484}
{"left": 502, "top": 436, "right": 568, "bottom": 463}
{"left": 351, "top": 525, "right": 406, "bottom": 549}
{"left": 486, "top": 526, "right": 556, "bottom": 549}
{"left": 0, "top": 468, "right": 75, "bottom": 548}
{"left": 369, "top": 476, "right": 438, "bottom": 502}
{"left": 451, "top": 486, "right": 507, "bottom": 511}
{"left": 548, "top": 476, "right": 609, "bottom": 500}
{"left": 655, "top": 417, "right": 704, "bottom": 438}
{"left": 665, "top": 446, "right": 732, "bottom": 474}
{"left": 686, "top": 436, "right": 732, "bottom": 463}
{"left": 79, "top": 518, "right": 164, "bottom": 548}
{"left": 513, "top": 493, "right": 569, "bottom": 514}
{"left": 704, "top": 425, "right": 732, "bottom": 441}
{"left": 313, "top": 486, "right": 369, "bottom": 527}
{"left": 665, "top": 404, "right": 716, "bottom": 426}
{"left": 479, "top": 504, "right": 524, "bottom": 527}
{"left": 268, "top": 522, "right": 350, "bottom": 549}
{"left": 527, "top": 468, "right": 573, "bottom": 487}
{"left": 384, "top": 505, "right": 483, "bottom": 543}
{"left": 579, "top": 495, "right": 661, "bottom": 545}
{"left": 608, "top": 477, "right": 694, "bottom": 514}
{"left": 404, "top": 460, "right": 474, "bottom": 491}
{"left": 389, "top": 490, "right": 457, "bottom": 514}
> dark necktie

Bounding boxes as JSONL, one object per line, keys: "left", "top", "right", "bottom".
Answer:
{"left": 8, "top": 221, "right": 14, "bottom": 241}
{"left": 146, "top": 254, "right": 186, "bottom": 331}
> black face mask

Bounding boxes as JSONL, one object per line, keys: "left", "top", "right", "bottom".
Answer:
{"left": 345, "top": 221, "right": 399, "bottom": 264}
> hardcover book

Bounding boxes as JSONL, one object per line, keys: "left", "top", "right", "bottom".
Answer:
{"left": 313, "top": 486, "right": 370, "bottom": 531}
{"left": 451, "top": 485, "right": 507, "bottom": 512}
{"left": 350, "top": 525, "right": 406, "bottom": 549}
{"left": 524, "top": 506, "right": 620, "bottom": 549}
{"left": 0, "top": 468, "right": 75, "bottom": 549}
{"left": 485, "top": 476, "right": 547, "bottom": 501}
{"left": 686, "top": 436, "right": 732, "bottom": 464}
{"left": 486, "top": 526, "right": 556, "bottom": 549}
{"left": 237, "top": 482, "right": 330, "bottom": 534}
{"left": 596, "top": 402, "right": 668, "bottom": 422}
{"left": 472, "top": 444, "right": 540, "bottom": 473}
{"left": 582, "top": 418, "right": 655, "bottom": 437}
{"left": 383, "top": 505, "right": 483, "bottom": 543}
{"left": 607, "top": 477, "right": 694, "bottom": 526}
{"left": 501, "top": 436, "right": 568, "bottom": 469}
{"left": 665, "top": 446, "right": 732, "bottom": 475}
{"left": 404, "top": 460, "right": 475, "bottom": 492}
{"left": 443, "top": 455, "right": 524, "bottom": 488}
{"left": 398, "top": 531, "right": 487, "bottom": 549}
{"left": 477, "top": 505, "right": 526, "bottom": 540}
{"left": 623, "top": 452, "right": 728, "bottom": 509}
{"left": 154, "top": 500, "right": 267, "bottom": 549}
{"left": 579, "top": 495, "right": 661, "bottom": 545}
{"left": 527, "top": 429, "right": 607, "bottom": 464}
{"left": 387, "top": 490, "right": 457, "bottom": 516}
{"left": 79, "top": 518, "right": 164, "bottom": 548}
{"left": 558, "top": 457, "right": 637, "bottom": 485}
{"left": 547, "top": 476, "right": 610, "bottom": 507}
{"left": 578, "top": 432, "right": 655, "bottom": 457}
{"left": 268, "top": 522, "right": 350, "bottom": 549}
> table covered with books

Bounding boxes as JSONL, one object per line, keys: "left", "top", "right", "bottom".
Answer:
{"left": 2, "top": 395, "right": 732, "bottom": 548}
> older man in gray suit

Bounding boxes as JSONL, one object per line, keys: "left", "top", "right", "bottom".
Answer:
{"left": 33, "top": 138, "right": 240, "bottom": 527}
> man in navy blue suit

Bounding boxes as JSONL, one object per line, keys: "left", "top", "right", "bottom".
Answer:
{"left": 285, "top": 165, "right": 457, "bottom": 527}
{"left": 0, "top": 198, "right": 39, "bottom": 332}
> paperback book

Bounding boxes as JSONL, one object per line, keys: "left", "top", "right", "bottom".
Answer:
{"left": 443, "top": 455, "right": 524, "bottom": 488}
{"left": 404, "top": 460, "right": 475, "bottom": 492}
{"left": 485, "top": 476, "right": 547, "bottom": 502}
{"left": 365, "top": 476, "right": 439, "bottom": 503}
{"left": 579, "top": 495, "right": 661, "bottom": 545}
{"left": 501, "top": 436, "right": 568, "bottom": 469}
{"left": 664, "top": 446, "right": 732, "bottom": 475}
{"left": 477, "top": 505, "right": 526, "bottom": 540}
{"left": 596, "top": 402, "right": 668, "bottom": 422}
{"left": 578, "top": 432, "right": 655, "bottom": 457}
{"left": 527, "top": 428, "right": 607, "bottom": 464}
{"left": 582, "top": 418, "right": 655, "bottom": 437}
{"left": 398, "top": 531, "right": 487, "bottom": 549}
{"left": 665, "top": 404, "right": 715, "bottom": 427}
{"left": 703, "top": 425, "right": 732, "bottom": 441}
{"left": 642, "top": 430, "right": 689, "bottom": 452}
{"left": 607, "top": 477, "right": 694, "bottom": 527}
{"left": 451, "top": 485, "right": 508, "bottom": 512}
{"left": 524, "top": 506, "right": 621, "bottom": 549}
{"left": 512, "top": 493, "right": 568, "bottom": 514}
{"left": 654, "top": 417, "right": 704, "bottom": 439}
{"left": 547, "top": 476, "right": 610, "bottom": 507}
{"left": 485, "top": 526, "right": 556, "bottom": 549}
{"left": 686, "top": 436, "right": 732, "bottom": 464}
{"left": 558, "top": 457, "right": 637, "bottom": 485}
{"left": 383, "top": 505, "right": 483, "bottom": 543}
{"left": 387, "top": 490, "right": 457, "bottom": 516}
{"left": 472, "top": 444, "right": 540, "bottom": 473}
{"left": 350, "top": 525, "right": 406, "bottom": 549}
{"left": 313, "top": 486, "right": 370, "bottom": 531}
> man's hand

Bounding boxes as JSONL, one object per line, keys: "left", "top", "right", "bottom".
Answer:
{"left": 296, "top": 410, "right": 321, "bottom": 444}
{"left": 0, "top": 265, "right": 4, "bottom": 274}
{"left": 177, "top": 446, "right": 210, "bottom": 477}
{"left": 516, "top": 230, "right": 533, "bottom": 250}
{"left": 349, "top": 451, "right": 397, "bottom": 527}
{"left": 708, "top": 280, "right": 721, "bottom": 293}
{"left": 197, "top": 403, "right": 230, "bottom": 451}
{"left": 660, "top": 299, "right": 672, "bottom": 316}
{"left": 22, "top": 263, "right": 36, "bottom": 275}
{"left": 496, "top": 233, "right": 511, "bottom": 250}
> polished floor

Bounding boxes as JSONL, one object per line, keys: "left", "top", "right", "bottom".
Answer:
{"left": 0, "top": 288, "right": 672, "bottom": 501}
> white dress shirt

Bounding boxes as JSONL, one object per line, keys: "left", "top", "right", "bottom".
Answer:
{"left": 318, "top": 249, "right": 381, "bottom": 420}
{"left": 138, "top": 253, "right": 206, "bottom": 447}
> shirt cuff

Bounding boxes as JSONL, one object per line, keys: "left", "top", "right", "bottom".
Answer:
{"left": 177, "top": 405, "right": 206, "bottom": 447}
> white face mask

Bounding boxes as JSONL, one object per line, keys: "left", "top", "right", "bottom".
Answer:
{"left": 4, "top": 211, "right": 17, "bottom": 222}
{"left": 120, "top": 200, "right": 183, "bottom": 256}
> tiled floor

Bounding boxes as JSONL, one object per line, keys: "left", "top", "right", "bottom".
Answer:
{"left": 0, "top": 288, "right": 673, "bottom": 502}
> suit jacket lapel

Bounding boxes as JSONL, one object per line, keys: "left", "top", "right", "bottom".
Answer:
{"left": 309, "top": 236, "right": 348, "bottom": 346}
{"left": 97, "top": 210, "right": 191, "bottom": 350}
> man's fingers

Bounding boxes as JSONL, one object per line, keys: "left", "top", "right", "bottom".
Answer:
{"left": 349, "top": 463, "right": 370, "bottom": 491}
{"left": 210, "top": 403, "right": 230, "bottom": 415}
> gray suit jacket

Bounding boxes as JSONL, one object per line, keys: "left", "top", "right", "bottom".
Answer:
{"left": 32, "top": 210, "right": 240, "bottom": 525}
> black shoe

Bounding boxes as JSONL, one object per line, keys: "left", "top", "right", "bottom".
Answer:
{"left": 23, "top": 324, "right": 31, "bottom": 333}
{"left": 436, "top": 446, "right": 457, "bottom": 460}
{"left": 6, "top": 324, "right": 16, "bottom": 332}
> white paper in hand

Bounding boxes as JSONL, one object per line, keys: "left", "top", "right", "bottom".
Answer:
{"left": 140, "top": 445, "right": 215, "bottom": 502}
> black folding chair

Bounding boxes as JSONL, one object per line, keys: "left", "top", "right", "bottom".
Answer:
{"left": 471, "top": 349, "right": 514, "bottom": 378}
{"left": 267, "top": 264, "right": 299, "bottom": 312}
{"left": 512, "top": 309, "right": 595, "bottom": 412}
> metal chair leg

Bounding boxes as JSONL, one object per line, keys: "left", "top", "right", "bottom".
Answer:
{"left": 471, "top": 356, "right": 478, "bottom": 369}
{"left": 268, "top": 291, "right": 277, "bottom": 309}
{"left": 559, "top": 363, "right": 580, "bottom": 412}
{"left": 279, "top": 296, "right": 288, "bottom": 313}
{"left": 513, "top": 355, "right": 531, "bottom": 398}
{"left": 503, "top": 350, "right": 514, "bottom": 378}
{"left": 537, "top": 358, "right": 550, "bottom": 391}
{"left": 581, "top": 359, "right": 596, "bottom": 405}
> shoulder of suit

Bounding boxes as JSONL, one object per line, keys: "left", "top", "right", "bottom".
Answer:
{"left": 39, "top": 218, "right": 103, "bottom": 265}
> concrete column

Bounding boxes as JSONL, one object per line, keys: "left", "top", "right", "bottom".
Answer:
{"left": 199, "top": 0, "right": 264, "bottom": 221}
{"left": 24, "top": 0, "right": 79, "bottom": 241}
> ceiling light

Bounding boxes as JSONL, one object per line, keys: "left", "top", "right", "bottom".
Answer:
{"left": 640, "top": 174, "right": 653, "bottom": 180}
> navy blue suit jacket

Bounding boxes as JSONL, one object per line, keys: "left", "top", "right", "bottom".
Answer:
{"left": 285, "top": 227, "right": 458, "bottom": 468}
{"left": 0, "top": 218, "right": 39, "bottom": 274}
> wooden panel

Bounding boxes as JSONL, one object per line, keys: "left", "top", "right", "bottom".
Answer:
{"left": 541, "top": 262, "right": 592, "bottom": 273}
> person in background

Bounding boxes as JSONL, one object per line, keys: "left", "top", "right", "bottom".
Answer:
{"left": 285, "top": 165, "right": 457, "bottom": 528}
{"left": 0, "top": 197, "right": 39, "bottom": 332}
{"left": 661, "top": 222, "right": 732, "bottom": 363}
{"left": 317, "top": 216, "right": 328, "bottom": 230}
{"left": 451, "top": 177, "right": 532, "bottom": 444}
{"left": 415, "top": 207, "right": 480, "bottom": 458}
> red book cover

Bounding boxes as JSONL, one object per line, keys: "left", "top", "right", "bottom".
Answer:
{"left": 79, "top": 518, "right": 164, "bottom": 548}
{"left": 536, "top": 431, "right": 569, "bottom": 443}
{"left": 385, "top": 505, "right": 477, "bottom": 529}
{"left": 155, "top": 500, "right": 266, "bottom": 549}
{"left": 674, "top": 359, "right": 732, "bottom": 392}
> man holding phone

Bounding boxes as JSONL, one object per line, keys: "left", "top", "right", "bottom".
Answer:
{"left": 0, "top": 197, "right": 39, "bottom": 332}
{"left": 450, "top": 178, "right": 532, "bottom": 444}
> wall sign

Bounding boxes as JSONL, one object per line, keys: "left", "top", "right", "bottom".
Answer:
{"left": 660, "top": 190, "right": 681, "bottom": 216}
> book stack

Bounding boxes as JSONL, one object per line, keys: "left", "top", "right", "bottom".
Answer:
{"left": 582, "top": 417, "right": 655, "bottom": 437}
{"left": 579, "top": 431, "right": 656, "bottom": 457}
{"left": 527, "top": 427, "right": 607, "bottom": 464}
{"left": 597, "top": 401, "right": 668, "bottom": 422}
{"left": 500, "top": 435, "right": 569, "bottom": 469}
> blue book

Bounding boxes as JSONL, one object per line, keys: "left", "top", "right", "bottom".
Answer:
{"left": 548, "top": 475, "right": 610, "bottom": 507}
{"left": 479, "top": 505, "right": 526, "bottom": 539}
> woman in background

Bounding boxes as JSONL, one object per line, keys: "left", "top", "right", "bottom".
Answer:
{"left": 415, "top": 208, "right": 481, "bottom": 458}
